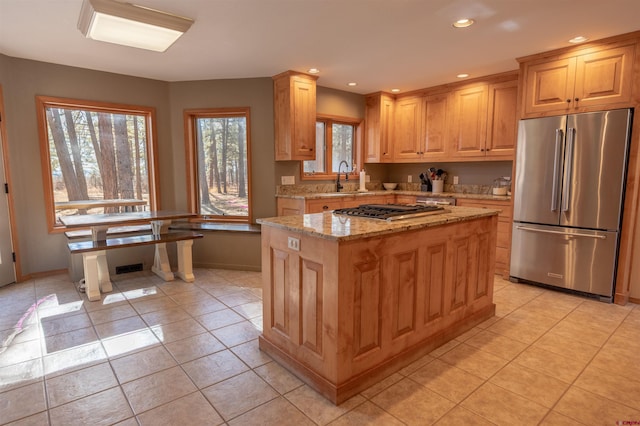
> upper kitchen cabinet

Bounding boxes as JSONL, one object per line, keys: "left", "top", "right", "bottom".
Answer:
{"left": 421, "top": 93, "right": 449, "bottom": 160}
{"left": 447, "top": 83, "right": 489, "bottom": 159}
{"left": 520, "top": 42, "right": 635, "bottom": 117}
{"left": 364, "top": 92, "right": 395, "bottom": 163}
{"left": 447, "top": 75, "right": 518, "bottom": 160}
{"left": 485, "top": 80, "right": 518, "bottom": 159}
{"left": 392, "top": 93, "right": 449, "bottom": 162}
{"left": 393, "top": 96, "right": 423, "bottom": 161}
{"left": 273, "top": 71, "right": 319, "bottom": 161}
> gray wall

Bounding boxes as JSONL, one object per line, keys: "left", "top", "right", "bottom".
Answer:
{"left": 0, "top": 54, "right": 171, "bottom": 275}
{"left": 168, "top": 78, "right": 275, "bottom": 220}
{"left": 0, "top": 53, "right": 512, "bottom": 276}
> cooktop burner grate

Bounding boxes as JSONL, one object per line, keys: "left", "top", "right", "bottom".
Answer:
{"left": 333, "top": 204, "right": 446, "bottom": 221}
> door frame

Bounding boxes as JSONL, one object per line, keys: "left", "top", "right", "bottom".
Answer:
{"left": 0, "top": 85, "right": 22, "bottom": 283}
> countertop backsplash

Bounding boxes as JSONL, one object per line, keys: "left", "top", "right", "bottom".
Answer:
{"left": 276, "top": 182, "right": 495, "bottom": 196}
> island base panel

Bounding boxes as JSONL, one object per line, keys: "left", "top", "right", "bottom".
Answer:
{"left": 259, "top": 302, "right": 494, "bottom": 404}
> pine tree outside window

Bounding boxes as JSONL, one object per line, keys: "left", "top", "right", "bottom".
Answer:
{"left": 184, "top": 108, "right": 251, "bottom": 223}
{"left": 36, "top": 96, "right": 158, "bottom": 232}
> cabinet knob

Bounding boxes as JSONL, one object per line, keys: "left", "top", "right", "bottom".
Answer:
{"left": 486, "top": 148, "right": 491, "bottom": 151}
{"left": 480, "top": 148, "right": 485, "bottom": 152}
{"left": 574, "top": 97, "right": 579, "bottom": 102}
{"left": 322, "top": 205, "right": 329, "bottom": 210}
{"left": 566, "top": 99, "right": 571, "bottom": 103}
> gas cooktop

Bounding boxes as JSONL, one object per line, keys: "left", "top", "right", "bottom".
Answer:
{"left": 332, "top": 204, "right": 446, "bottom": 221}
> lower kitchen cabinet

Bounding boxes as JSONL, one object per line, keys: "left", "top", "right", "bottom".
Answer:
{"left": 277, "top": 194, "right": 396, "bottom": 216}
{"left": 456, "top": 198, "right": 512, "bottom": 277}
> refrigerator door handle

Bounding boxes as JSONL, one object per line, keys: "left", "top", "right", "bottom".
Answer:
{"left": 562, "top": 128, "right": 575, "bottom": 212}
{"left": 515, "top": 225, "right": 607, "bottom": 240}
{"left": 551, "top": 129, "right": 563, "bottom": 211}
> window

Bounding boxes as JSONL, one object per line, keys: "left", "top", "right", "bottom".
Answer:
{"left": 36, "top": 96, "right": 158, "bottom": 231}
{"left": 184, "top": 108, "right": 251, "bottom": 222}
{"left": 303, "top": 115, "right": 362, "bottom": 179}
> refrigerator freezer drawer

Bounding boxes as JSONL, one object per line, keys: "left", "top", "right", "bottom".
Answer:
{"left": 510, "top": 223, "right": 618, "bottom": 298}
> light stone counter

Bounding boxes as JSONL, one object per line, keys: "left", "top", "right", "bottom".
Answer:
{"left": 257, "top": 205, "right": 499, "bottom": 241}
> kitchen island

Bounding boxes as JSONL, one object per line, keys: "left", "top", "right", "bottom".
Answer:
{"left": 257, "top": 206, "right": 499, "bottom": 403}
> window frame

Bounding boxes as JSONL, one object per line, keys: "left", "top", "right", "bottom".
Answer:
{"left": 301, "top": 114, "right": 363, "bottom": 181}
{"left": 35, "top": 96, "right": 160, "bottom": 232}
{"left": 183, "top": 107, "right": 253, "bottom": 223}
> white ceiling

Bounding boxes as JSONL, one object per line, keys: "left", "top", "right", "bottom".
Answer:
{"left": 1, "top": 0, "right": 639, "bottom": 94}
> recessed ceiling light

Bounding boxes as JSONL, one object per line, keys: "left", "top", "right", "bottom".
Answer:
{"left": 569, "top": 36, "right": 588, "bottom": 44}
{"left": 347, "top": 82, "right": 357, "bottom": 87}
{"left": 457, "top": 73, "right": 469, "bottom": 78}
{"left": 391, "top": 88, "right": 400, "bottom": 93}
{"left": 453, "top": 18, "right": 475, "bottom": 28}
{"left": 308, "top": 68, "right": 320, "bottom": 74}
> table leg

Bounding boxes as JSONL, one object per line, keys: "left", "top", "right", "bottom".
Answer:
{"left": 175, "top": 239, "right": 195, "bottom": 282}
{"left": 82, "top": 250, "right": 112, "bottom": 301}
{"left": 152, "top": 242, "right": 175, "bottom": 281}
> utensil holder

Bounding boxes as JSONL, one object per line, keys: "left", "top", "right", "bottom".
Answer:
{"left": 432, "top": 180, "right": 444, "bottom": 194}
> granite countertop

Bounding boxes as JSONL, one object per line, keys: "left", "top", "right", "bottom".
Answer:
{"left": 276, "top": 190, "right": 511, "bottom": 202}
{"left": 257, "top": 206, "right": 500, "bottom": 242}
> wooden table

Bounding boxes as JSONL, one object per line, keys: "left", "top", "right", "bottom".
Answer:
{"left": 61, "top": 211, "right": 199, "bottom": 301}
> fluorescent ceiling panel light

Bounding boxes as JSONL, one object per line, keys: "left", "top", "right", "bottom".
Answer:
{"left": 78, "top": 0, "right": 193, "bottom": 52}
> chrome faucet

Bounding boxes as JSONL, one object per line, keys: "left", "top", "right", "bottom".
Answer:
{"left": 336, "top": 160, "right": 350, "bottom": 192}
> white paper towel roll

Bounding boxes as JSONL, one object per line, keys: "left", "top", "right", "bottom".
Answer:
{"left": 359, "top": 170, "right": 367, "bottom": 191}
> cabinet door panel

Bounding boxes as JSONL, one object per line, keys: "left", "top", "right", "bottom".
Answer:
{"left": 293, "top": 78, "right": 317, "bottom": 158}
{"left": 393, "top": 97, "right": 423, "bottom": 161}
{"left": 449, "top": 85, "right": 488, "bottom": 158}
{"left": 423, "top": 94, "right": 448, "bottom": 159}
{"left": 486, "top": 81, "right": 517, "bottom": 159}
{"left": 574, "top": 44, "right": 634, "bottom": 108}
{"left": 523, "top": 58, "right": 575, "bottom": 115}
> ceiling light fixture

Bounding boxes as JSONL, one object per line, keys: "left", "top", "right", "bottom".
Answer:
{"left": 78, "top": 0, "right": 194, "bottom": 52}
{"left": 347, "top": 82, "right": 357, "bottom": 87}
{"left": 391, "top": 88, "right": 400, "bottom": 93}
{"left": 453, "top": 18, "right": 475, "bottom": 28}
{"left": 308, "top": 68, "right": 320, "bottom": 74}
{"left": 569, "top": 36, "right": 588, "bottom": 44}
{"left": 457, "top": 73, "right": 469, "bottom": 78}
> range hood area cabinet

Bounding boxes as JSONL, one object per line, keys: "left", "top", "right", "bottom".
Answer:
{"left": 273, "top": 71, "right": 318, "bottom": 161}
{"left": 364, "top": 73, "right": 518, "bottom": 164}
{"left": 519, "top": 41, "right": 635, "bottom": 118}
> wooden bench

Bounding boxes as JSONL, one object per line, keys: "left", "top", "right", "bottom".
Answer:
{"left": 68, "top": 231, "right": 203, "bottom": 301}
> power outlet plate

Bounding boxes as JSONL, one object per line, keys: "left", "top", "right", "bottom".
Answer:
{"left": 287, "top": 236, "right": 300, "bottom": 251}
{"left": 281, "top": 176, "right": 295, "bottom": 185}
{"left": 453, "top": 176, "right": 459, "bottom": 185}
{"left": 407, "top": 175, "right": 412, "bottom": 183}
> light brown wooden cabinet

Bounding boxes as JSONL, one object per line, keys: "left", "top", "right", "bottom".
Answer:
{"left": 421, "top": 93, "right": 449, "bottom": 160}
{"left": 520, "top": 43, "right": 635, "bottom": 117}
{"left": 364, "top": 92, "right": 395, "bottom": 163}
{"left": 448, "top": 84, "right": 489, "bottom": 159}
{"left": 273, "top": 71, "right": 318, "bottom": 161}
{"left": 277, "top": 194, "right": 396, "bottom": 216}
{"left": 260, "top": 213, "right": 497, "bottom": 403}
{"left": 446, "top": 79, "right": 517, "bottom": 160}
{"left": 392, "top": 94, "right": 449, "bottom": 162}
{"left": 366, "top": 72, "right": 517, "bottom": 164}
{"left": 393, "top": 96, "right": 423, "bottom": 161}
{"left": 456, "top": 199, "right": 512, "bottom": 277}
{"left": 485, "top": 80, "right": 518, "bottom": 159}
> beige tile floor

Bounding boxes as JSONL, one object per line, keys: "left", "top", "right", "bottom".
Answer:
{"left": 1, "top": 269, "right": 639, "bottom": 425}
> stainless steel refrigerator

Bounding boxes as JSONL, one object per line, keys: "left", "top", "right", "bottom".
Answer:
{"left": 510, "top": 109, "right": 632, "bottom": 301}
